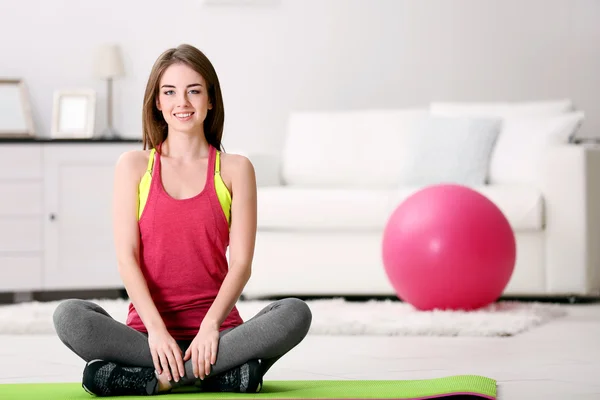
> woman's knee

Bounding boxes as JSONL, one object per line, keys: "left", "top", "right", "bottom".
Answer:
{"left": 53, "top": 299, "right": 94, "bottom": 342}
{"left": 279, "top": 298, "right": 312, "bottom": 336}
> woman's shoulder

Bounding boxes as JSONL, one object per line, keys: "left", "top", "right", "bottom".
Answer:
{"left": 220, "top": 152, "right": 255, "bottom": 178}
{"left": 115, "top": 149, "right": 153, "bottom": 181}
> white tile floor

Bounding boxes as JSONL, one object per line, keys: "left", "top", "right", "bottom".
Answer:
{"left": 0, "top": 302, "right": 599, "bottom": 400}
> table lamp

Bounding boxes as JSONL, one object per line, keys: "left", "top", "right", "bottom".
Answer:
{"left": 93, "top": 44, "right": 125, "bottom": 139}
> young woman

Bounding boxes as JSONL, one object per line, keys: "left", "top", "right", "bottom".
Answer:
{"left": 53, "top": 44, "right": 312, "bottom": 397}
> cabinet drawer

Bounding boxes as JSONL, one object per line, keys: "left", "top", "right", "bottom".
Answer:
{"left": 0, "top": 182, "right": 42, "bottom": 215}
{"left": 0, "top": 254, "right": 42, "bottom": 291}
{"left": 0, "top": 217, "right": 41, "bottom": 252}
{"left": 0, "top": 144, "right": 42, "bottom": 179}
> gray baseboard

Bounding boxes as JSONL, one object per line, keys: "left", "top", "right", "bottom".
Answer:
{"left": 0, "top": 288, "right": 127, "bottom": 304}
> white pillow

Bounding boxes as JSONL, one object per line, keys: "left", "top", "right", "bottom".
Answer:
{"left": 281, "top": 110, "right": 363, "bottom": 188}
{"left": 488, "top": 112, "right": 585, "bottom": 185}
{"left": 281, "top": 108, "right": 429, "bottom": 188}
{"left": 396, "top": 116, "right": 502, "bottom": 187}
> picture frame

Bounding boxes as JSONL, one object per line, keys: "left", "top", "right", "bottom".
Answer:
{"left": 0, "top": 79, "right": 35, "bottom": 137}
{"left": 51, "top": 89, "right": 96, "bottom": 139}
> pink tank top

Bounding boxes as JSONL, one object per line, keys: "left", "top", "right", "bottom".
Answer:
{"left": 126, "top": 144, "right": 243, "bottom": 340}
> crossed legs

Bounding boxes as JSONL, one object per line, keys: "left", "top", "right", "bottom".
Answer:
{"left": 53, "top": 298, "right": 312, "bottom": 396}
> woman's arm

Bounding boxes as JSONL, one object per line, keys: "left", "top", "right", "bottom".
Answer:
{"left": 112, "top": 151, "right": 165, "bottom": 333}
{"left": 112, "top": 151, "right": 185, "bottom": 381}
{"left": 202, "top": 154, "right": 257, "bottom": 330}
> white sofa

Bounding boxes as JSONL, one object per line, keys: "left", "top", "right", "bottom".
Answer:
{"left": 241, "top": 100, "right": 600, "bottom": 300}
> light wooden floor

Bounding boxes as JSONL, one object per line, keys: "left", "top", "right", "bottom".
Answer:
{"left": 0, "top": 302, "right": 598, "bottom": 399}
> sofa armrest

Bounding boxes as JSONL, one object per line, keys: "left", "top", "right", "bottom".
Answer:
{"left": 539, "top": 144, "right": 600, "bottom": 295}
{"left": 245, "top": 153, "right": 283, "bottom": 187}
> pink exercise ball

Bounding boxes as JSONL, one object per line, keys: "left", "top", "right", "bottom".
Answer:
{"left": 381, "top": 184, "right": 516, "bottom": 311}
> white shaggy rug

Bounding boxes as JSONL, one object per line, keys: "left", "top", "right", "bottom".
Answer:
{"left": 0, "top": 298, "right": 566, "bottom": 337}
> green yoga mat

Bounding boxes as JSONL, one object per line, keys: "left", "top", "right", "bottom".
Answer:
{"left": 0, "top": 375, "right": 496, "bottom": 399}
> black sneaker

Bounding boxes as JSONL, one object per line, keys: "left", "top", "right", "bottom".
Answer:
{"left": 82, "top": 359, "right": 159, "bottom": 397}
{"left": 200, "top": 359, "right": 263, "bottom": 393}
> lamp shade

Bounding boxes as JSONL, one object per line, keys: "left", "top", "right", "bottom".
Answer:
{"left": 93, "top": 44, "right": 125, "bottom": 79}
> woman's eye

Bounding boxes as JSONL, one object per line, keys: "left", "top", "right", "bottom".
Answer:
{"left": 189, "top": 90, "right": 200, "bottom": 94}
{"left": 163, "top": 90, "right": 174, "bottom": 95}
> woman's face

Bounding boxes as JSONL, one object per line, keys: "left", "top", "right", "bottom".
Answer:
{"left": 156, "top": 63, "right": 212, "bottom": 135}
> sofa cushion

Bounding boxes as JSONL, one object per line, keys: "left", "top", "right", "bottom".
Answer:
{"left": 257, "top": 185, "right": 544, "bottom": 232}
{"left": 395, "top": 115, "right": 501, "bottom": 187}
{"left": 257, "top": 187, "right": 392, "bottom": 230}
{"left": 488, "top": 112, "right": 584, "bottom": 185}
{"left": 280, "top": 108, "right": 428, "bottom": 189}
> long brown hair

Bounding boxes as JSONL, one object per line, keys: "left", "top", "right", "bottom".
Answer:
{"left": 142, "top": 44, "right": 225, "bottom": 151}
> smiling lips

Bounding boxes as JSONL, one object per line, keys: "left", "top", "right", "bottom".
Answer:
{"left": 174, "top": 112, "right": 194, "bottom": 121}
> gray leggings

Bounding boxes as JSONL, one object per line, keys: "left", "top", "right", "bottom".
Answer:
{"left": 53, "top": 297, "right": 312, "bottom": 382}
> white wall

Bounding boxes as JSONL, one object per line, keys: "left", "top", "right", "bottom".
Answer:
{"left": 1, "top": 0, "right": 598, "bottom": 154}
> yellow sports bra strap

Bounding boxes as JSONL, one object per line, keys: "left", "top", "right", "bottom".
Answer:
{"left": 215, "top": 150, "right": 221, "bottom": 174}
{"left": 147, "top": 148, "right": 156, "bottom": 173}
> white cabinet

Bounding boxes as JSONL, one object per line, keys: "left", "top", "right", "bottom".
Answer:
{"left": 43, "top": 144, "right": 138, "bottom": 290}
{"left": 0, "top": 144, "right": 43, "bottom": 292}
{"left": 0, "top": 140, "right": 140, "bottom": 293}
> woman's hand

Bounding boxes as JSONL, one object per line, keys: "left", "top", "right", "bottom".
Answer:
{"left": 147, "top": 328, "right": 185, "bottom": 382}
{"left": 184, "top": 321, "right": 220, "bottom": 380}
